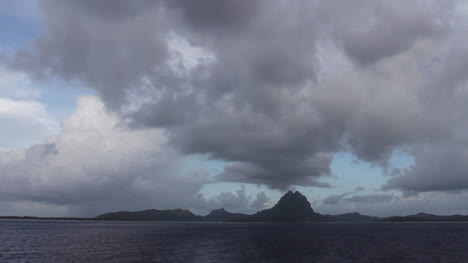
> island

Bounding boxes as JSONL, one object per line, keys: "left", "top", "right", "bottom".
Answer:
{"left": 92, "top": 191, "right": 468, "bottom": 222}
{"left": 3, "top": 191, "right": 468, "bottom": 223}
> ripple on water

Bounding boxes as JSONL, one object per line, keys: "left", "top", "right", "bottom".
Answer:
{"left": 0, "top": 221, "right": 467, "bottom": 263}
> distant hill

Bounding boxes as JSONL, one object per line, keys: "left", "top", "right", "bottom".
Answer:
{"left": 95, "top": 209, "right": 202, "bottom": 221}
{"left": 327, "top": 212, "right": 380, "bottom": 222}
{"left": 203, "top": 208, "right": 248, "bottom": 221}
{"left": 92, "top": 191, "right": 468, "bottom": 223}
{"left": 382, "top": 212, "right": 468, "bottom": 222}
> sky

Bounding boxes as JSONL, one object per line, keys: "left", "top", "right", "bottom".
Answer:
{"left": 1, "top": 0, "right": 468, "bottom": 217}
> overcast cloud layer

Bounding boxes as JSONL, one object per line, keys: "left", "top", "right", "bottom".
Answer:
{"left": 2, "top": 0, "right": 468, "bottom": 215}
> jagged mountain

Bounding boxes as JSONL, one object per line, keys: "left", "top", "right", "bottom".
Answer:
{"left": 236, "top": 191, "right": 320, "bottom": 222}
{"left": 219, "top": 191, "right": 382, "bottom": 222}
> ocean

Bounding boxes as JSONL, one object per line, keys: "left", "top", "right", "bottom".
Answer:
{"left": 1, "top": 220, "right": 467, "bottom": 262}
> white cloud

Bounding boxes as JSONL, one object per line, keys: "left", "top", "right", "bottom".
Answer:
{"left": 0, "top": 66, "right": 41, "bottom": 99}
{"left": 0, "top": 96, "right": 213, "bottom": 216}
{"left": 0, "top": 97, "right": 58, "bottom": 150}
{"left": 0, "top": 66, "right": 53, "bottom": 149}
{"left": 0, "top": 96, "right": 276, "bottom": 217}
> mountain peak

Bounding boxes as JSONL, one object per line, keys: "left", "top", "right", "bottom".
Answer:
{"left": 283, "top": 190, "right": 304, "bottom": 196}
{"left": 276, "top": 191, "right": 314, "bottom": 212}
{"left": 250, "top": 191, "right": 316, "bottom": 221}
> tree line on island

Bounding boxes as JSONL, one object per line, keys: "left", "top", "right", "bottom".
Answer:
{"left": 2, "top": 191, "right": 468, "bottom": 222}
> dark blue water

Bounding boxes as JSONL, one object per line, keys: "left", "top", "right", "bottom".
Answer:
{"left": 1, "top": 220, "right": 467, "bottom": 262}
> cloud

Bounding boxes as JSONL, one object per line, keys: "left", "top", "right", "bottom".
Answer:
{"left": 322, "top": 192, "right": 351, "bottom": 205}
{"left": 0, "top": 96, "right": 275, "bottom": 216}
{"left": 321, "top": 0, "right": 448, "bottom": 65}
{"left": 0, "top": 66, "right": 41, "bottom": 99}
{"left": 5, "top": 0, "right": 468, "bottom": 193}
{"left": 318, "top": 192, "right": 468, "bottom": 217}
{"left": 0, "top": 96, "right": 210, "bottom": 216}
{"left": 384, "top": 145, "right": 468, "bottom": 192}
{"left": 0, "top": 97, "right": 58, "bottom": 149}
{"left": 0, "top": 200, "right": 67, "bottom": 217}
{"left": 168, "top": 0, "right": 260, "bottom": 32}
{"left": 249, "top": 192, "right": 270, "bottom": 212}
{"left": 210, "top": 186, "right": 251, "bottom": 213}
{"left": 322, "top": 190, "right": 394, "bottom": 206}
{"left": 343, "top": 194, "right": 394, "bottom": 203}
{"left": 193, "top": 186, "right": 271, "bottom": 214}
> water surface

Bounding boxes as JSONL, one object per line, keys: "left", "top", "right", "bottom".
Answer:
{"left": 1, "top": 220, "right": 467, "bottom": 262}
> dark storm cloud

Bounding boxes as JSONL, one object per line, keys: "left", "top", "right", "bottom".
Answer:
{"left": 12, "top": 0, "right": 171, "bottom": 108}
{"left": 70, "top": 0, "right": 159, "bottom": 20}
{"left": 168, "top": 0, "right": 260, "bottom": 32}
{"left": 384, "top": 146, "right": 468, "bottom": 193}
{"left": 338, "top": 7, "right": 443, "bottom": 65}
{"left": 6, "top": 0, "right": 468, "bottom": 193}
{"left": 317, "top": 0, "right": 450, "bottom": 65}
{"left": 216, "top": 157, "right": 332, "bottom": 190}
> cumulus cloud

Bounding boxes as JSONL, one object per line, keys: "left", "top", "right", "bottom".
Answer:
{"left": 197, "top": 185, "right": 270, "bottom": 214}
{"left": 0, "top": 96, "right": 274, "bottom": 216}
{"left": 0, "top": 97, "right": 58, "bottom": 149}
{"left": 0, "top": 66, "right": 54, "bottom": 150}
{"left": 0, "top": 96, "right": 210, "bottom": 216}
{"left": 4, "top": 0, "right": 468, "bottom": 194}
{"left": 209, "top": 186, "right": 252, "bottom": 213}
{"left": 249, "top": 192, "right": 270, "bottom": 212}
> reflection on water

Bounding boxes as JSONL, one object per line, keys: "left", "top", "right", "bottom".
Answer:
{"left": 1, "top": 220, "right": 467, "bottom": 262}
